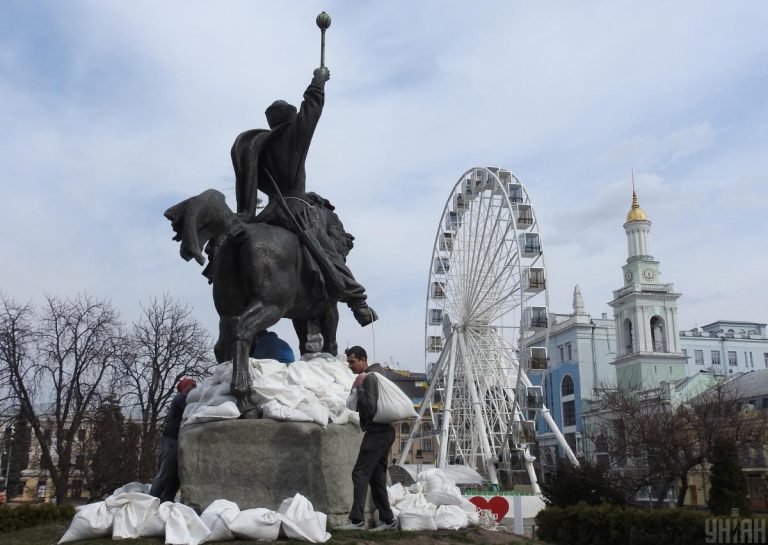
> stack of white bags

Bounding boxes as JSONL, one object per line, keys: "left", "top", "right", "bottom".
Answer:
{"left": 59, "top": 358, "right": 480, "bottom": 543}
{"left": 59, "top": 487, "right": 331, "bottom": 544}
{"left": 59, "top": 471, "right": 482, "bottom": 543}
{"left": 388, "top": 468, "right": 480, "bottom": 531}
{"left": 182, "top": 355, "right": 360, "bottom": 428}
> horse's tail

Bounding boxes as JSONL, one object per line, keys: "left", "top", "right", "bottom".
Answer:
{"left": 164, "top": 189, "right": 235, "bottom": 267}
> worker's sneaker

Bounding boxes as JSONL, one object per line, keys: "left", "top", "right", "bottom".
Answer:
{"left": 369, "top": 519, "right": 398, "bottom": 532}
{"left": 333, "top": 519, "right": 365, "bottom": 531}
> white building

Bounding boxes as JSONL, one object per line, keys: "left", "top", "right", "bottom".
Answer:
{"left": 529, "top": 185, "right": 768, "bottom": 470}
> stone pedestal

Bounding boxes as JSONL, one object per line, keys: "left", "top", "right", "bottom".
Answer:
{"left": 178, "top": 420, "right": 365, "bottom": 526}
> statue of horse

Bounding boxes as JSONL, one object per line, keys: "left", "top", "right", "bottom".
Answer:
{"left": 164, "top": 188, "right": 353, "bottom": 414}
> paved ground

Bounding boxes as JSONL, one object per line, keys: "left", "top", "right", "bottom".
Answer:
{"left": 3, "top": 521, "right": 548, "bottom": 545}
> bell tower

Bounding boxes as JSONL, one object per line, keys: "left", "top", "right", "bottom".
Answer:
{"left": 608, "top": 176, "right": 686, "bottom": 390}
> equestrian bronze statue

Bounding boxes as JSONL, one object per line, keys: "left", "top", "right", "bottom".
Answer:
{"left": 164, "top": 16, "right": 378, "bottom": 414}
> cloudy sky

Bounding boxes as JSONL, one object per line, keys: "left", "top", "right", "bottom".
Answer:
{"left": 2, "top": 1, "right": 767, "bottom": 371}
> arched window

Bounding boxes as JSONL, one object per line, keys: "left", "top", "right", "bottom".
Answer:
{"left": 650, "top": 316, "right": 666, "bottom": 352}
{"left": 401, "top": 422, "right": 410, "bottom": 434}
{"left": 422, "top": 422, "right": 432, "bottom": 434}
{"left": 561, "top": 375, "right": 574, "bottom": 396}
{"left": 561, "top": 374, "right": 576, "bottom": 427}
{"left": 623, "top": 318, "right": 634, "bottom": 354}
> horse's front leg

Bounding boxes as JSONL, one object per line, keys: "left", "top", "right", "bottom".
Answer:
{"left": 320, "top": 304, "right": 340, "bottom": 356}
{"left": 230, "top": 302, "right": 282, "bottom": 418}
{"left": 292, "top": 319, "right": 309, "bottom": 356}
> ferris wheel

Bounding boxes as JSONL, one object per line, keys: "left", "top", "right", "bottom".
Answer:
{"left": 398, "top": 166, "right": 577, "bottom": 491}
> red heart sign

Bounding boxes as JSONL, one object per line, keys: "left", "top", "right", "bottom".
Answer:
{"left": 468, "top": 496, "right": 509, "bottom": 522}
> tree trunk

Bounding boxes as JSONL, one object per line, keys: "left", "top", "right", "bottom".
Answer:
{"left": 677, "top": 473, "right": 689, "bottom": 508}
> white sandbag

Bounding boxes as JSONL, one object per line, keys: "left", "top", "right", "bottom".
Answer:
{"left": 408, "top": 481, "right": 426, "bottom": 495}
{"left": 371, "top": 374, "right": 418, "bottom": 423}
{"left": 213, "top": 362, "right": 233, "bottom": 384}
{"left": 161, "top": 502, "right": 211, "bottom": 545}
{"left": 185, "top": 400, "right": 240, "bottom": 424}
{"left": 107, "top": 492, "right": 161, "bottom": 539}
{"left": 348, "top": 411, "right": 360, "bottom": 426}
{"left": 329, "top": 408, "right": 353, "bottom": 425}
{"left": 345, "top": 390, "right": 358, "bottom": 411}
{"left": 398, "top": 508, "right": 438, "bottom": 531}
{"left": 261, "top": 399, "right": 313, "bottom": 422}
{"left": 434, "top": 505, "right": 469, "bottom": 530}
{"left": 251, "top": 373, "right": 307, "bottom": 407}
{"left": 296, "top": 400, "right": 330, "bottom": 427}
{"left": 251, "top": 358, "right": 287, "bottom": 377}
{"left": 458, "top": 498, "right": 480, "bottom": 526}
{"left": 317, "top": 360, "right": 354, "bottom": 387}
{"left": 387, "top": 483, "right": 407, "bottom": 505}
{"left": 141, "top": 510, "right": 167, "bottom": 538}
{"left": 319, "top": 388, "right": 348, "bottom": 415}
{"left": 418, "top": 468, "right": 462, "bottom": 506}
{"left": 59, "top": 501, "right": 115, "bottom": 543}
{"left": 229, "top": 508, "right": 282, "bottom": 541}
{"left": 112, "top": 482, "right": 151, "bottom": 496}
{"left": 277, "top": 493, "right": 331, "bottom": 543}
{"left": 425, "top": 484, "right": 462, "bottom": 506}
{"left": 182, "top": 401, "right": 199, "bottom": 423}
{"left": 287, "top": 361, "right": 335, "bottom": 392}
{"left": 393, "top": 492, "right": 429, "bottom": 511}
{"left": 186, "top": 385, "right": 202, "bottom": 404}
{"left": 200, "top": 499, "right": 240, "bottom": 542}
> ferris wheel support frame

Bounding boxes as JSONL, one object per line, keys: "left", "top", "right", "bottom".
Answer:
{"left": 395, "top": 334, "right": 451, "bottom": 468}
{"left": 437, "top": 330, "right": 458, "bottom": 471}
{"left": 457, "top": 331, "right": 500, "bottom": 485}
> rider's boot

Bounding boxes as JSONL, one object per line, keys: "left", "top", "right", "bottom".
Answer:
{"left": 350, "top": 302, "right": 378, "bottom": 327}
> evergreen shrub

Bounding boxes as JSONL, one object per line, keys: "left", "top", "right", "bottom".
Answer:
{"left": 535, "top": 503, "right": 709, "bottom": 545}
{"left": 0, "top": 502, "right": 76, "bottom": 533}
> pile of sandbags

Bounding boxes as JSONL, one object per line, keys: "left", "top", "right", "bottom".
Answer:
{"left": 387, "top": 469, "right": 479, "bottom": 531}
{"left": 183, "top": 355, "right": 359, "bottom": 427}
{"left": 59, "top": 489, "right": 330, "bottom": 544}
{"left": 59, "top": 492, "right": 210, "bottom": 545}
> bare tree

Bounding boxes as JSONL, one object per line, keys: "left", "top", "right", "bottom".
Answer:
{"left": 0, "top": 294, "right": 121, "bottom": 503}
{"left": 586, "top": 379, "right": 768, "bottom": 508}
{"left": 121, "top": 295, "right": 214, "bottom": 480}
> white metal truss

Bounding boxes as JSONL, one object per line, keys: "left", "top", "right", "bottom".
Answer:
{"left": 400, "top": 166, "right": 577, "bottom": 491}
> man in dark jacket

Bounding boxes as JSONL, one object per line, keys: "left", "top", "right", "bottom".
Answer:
{"left": 150, "top": 378, "right": 196, "bottom": 502}
{"left": 335, "top": 346, "right": 397, "bottom": 531}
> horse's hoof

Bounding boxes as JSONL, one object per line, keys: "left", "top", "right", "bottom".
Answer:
{"left": 239, "top": 407, "right": 261, "bottom": 419}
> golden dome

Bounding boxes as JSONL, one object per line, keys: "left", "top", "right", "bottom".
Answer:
{"left": 626, "top": 189, "right": 648, "bottom": 222}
